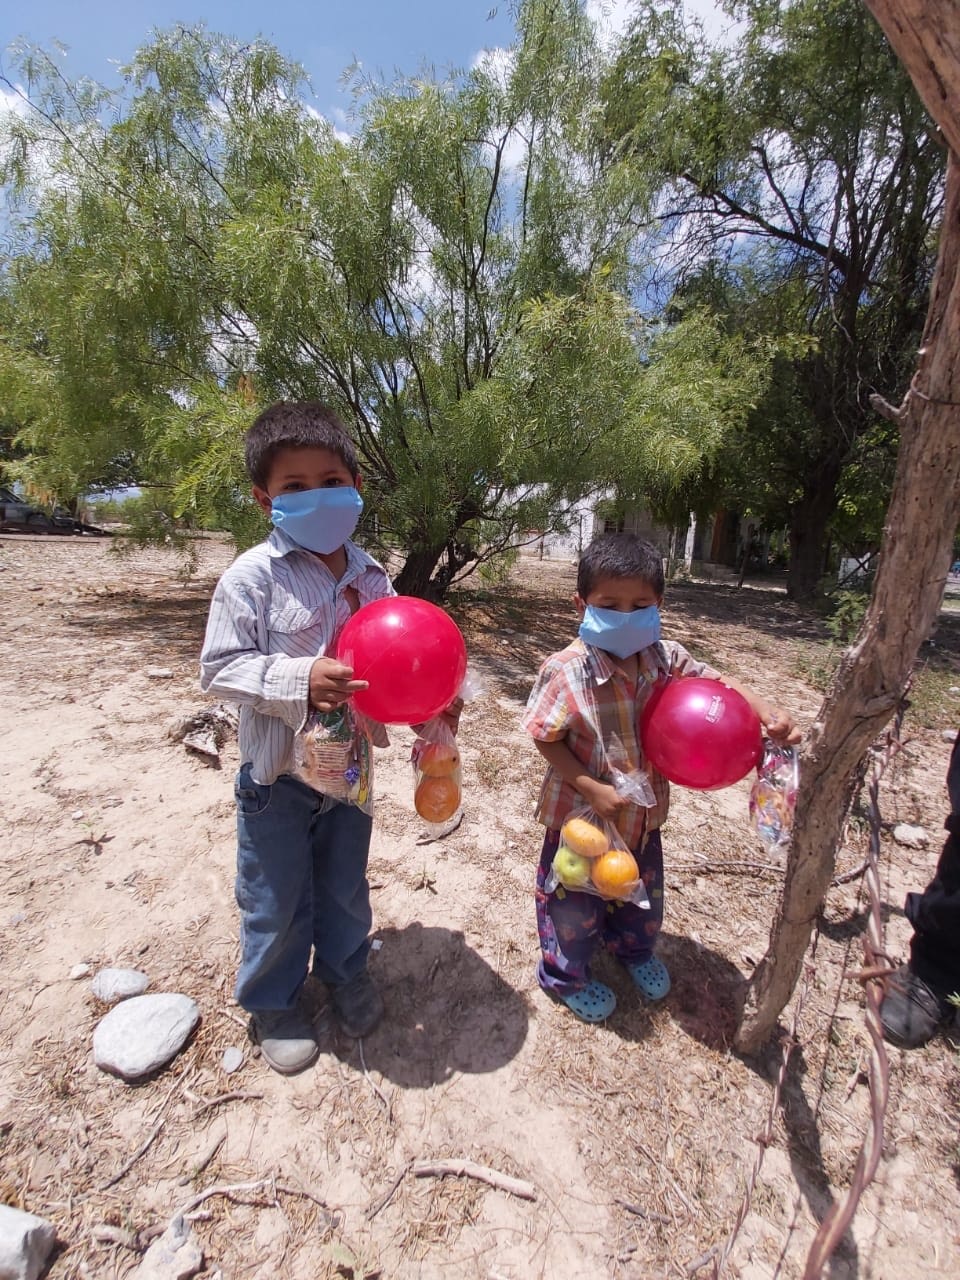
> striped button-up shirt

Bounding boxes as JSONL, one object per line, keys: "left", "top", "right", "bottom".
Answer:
{"left": 200, "top": 528, "right": 395, "bottom": 784}
{"left": 522, "top": 637, "right": 719, "bottom": 845}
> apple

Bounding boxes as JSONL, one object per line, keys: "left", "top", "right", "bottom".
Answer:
{"left": 553, "top": 844, "right": 593, "bottom": 890}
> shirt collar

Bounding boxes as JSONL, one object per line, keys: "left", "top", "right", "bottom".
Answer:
{"left": 265, "top": 527, "right": 372, "bottom": 585}
{"left": 575, "top": 636, "right": 670, "bottom": 686}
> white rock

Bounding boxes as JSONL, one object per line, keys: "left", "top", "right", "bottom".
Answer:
{"left": 91, "top": 967, "right": 150, "bottom": 1003}
{"left": 131, "top": 1215, "right": 203, "bottom": 1280}
{"left": 942, "top": 728, "right": 958, "bottom": 743}
{"left": 145, "top": 666, "right": 175, "bottom": 679}
{"left": 93, "top": 993, "right": 200, "bottom": 1081}
{"left": 71, "top": 810, "right": 85, "bottom": 821}
{"left": 893, "top": 823, "right": 928, "bottom": 849}
{"left": 69, "top": 963, "right": 92, "bottom": 980}
{"left": 221, "top": 1046, "right": 244, "bottom": 1074}
{"left": 0, "top": 1203, "right": 57, "bottom": 1280}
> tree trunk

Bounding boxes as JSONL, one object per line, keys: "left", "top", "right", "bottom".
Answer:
{"left": 392, "top": 544, "right": 446, "bottom": 599}
{"left": 786, "top": 474, "right": 839, "bottom": 602}
{"left": 736, "top": 147, "right": 960, "bottom": 1052}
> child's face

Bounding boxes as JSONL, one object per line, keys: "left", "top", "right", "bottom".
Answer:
{"left": 576, "top": 574, "right": 662, "bottom": 616}
{"left": 253, "top": 445, "right": 359, "bottom": 514}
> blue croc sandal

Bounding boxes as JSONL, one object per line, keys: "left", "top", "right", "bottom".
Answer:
{"left": 626, "top": 956, "right": 671, "bottom": 1001}
{"left": 557, "top": 980, "right": 616, "bottom": 1023}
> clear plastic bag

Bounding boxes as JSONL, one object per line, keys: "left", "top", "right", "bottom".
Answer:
{"left": 411, "top": 715, "right": 463, "bottom": 838}
{"left": 545, "top": 805, "right": 650, "bottom": 908}
{"left": 749, "top": 743, "right": 799, "bottom": 851}
{"left": 293, "top": 704, "right": 374, "bottom": 815}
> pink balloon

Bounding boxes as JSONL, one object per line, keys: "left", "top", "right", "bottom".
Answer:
{"left": 333, "top": 596, "right": 468, "bottom": 725}
{"left": 640, "top": 677, "right": 763, "bottom": 790}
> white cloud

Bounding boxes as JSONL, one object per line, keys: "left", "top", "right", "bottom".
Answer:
{"left": 682, "top": 2, "right": 746, "bottom": 46}
{"left": 302, "top": 101, "right": 351, "bottom": 143}
{"left": 0, "top": 82, "right": 30, "bottom": 120}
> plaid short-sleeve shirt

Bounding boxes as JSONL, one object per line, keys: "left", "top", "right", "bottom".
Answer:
{"left": 522, "top": 637, "right": 720, "bottom": 846}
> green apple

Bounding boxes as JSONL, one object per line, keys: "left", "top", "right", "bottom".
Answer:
{"left": 553, "top": 844, "right": 592, "bottom": 889}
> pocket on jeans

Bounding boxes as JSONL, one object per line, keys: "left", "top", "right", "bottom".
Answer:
{"left": 235, "top": 766, "right": 272, "bottom": 817}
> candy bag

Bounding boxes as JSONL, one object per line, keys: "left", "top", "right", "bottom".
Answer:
{"left": 749, "top": 743, "right": 799, "bottom": 852}
{"left": 545, "top": 805, "right": 650, "bottom": 908}
{"left": 411, "top": 715, "right": 463, "bottom": 837}
{"left": 293, "top": 704, "right": 374, "bottom": 815}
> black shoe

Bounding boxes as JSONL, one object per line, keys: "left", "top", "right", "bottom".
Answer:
{"left": 331, "top": 969, "right": 384, "bottom": 1038}
{"left": 879, "top": 964, "right": 949, "bottom": 1049}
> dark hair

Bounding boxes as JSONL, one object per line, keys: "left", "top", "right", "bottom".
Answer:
{"left": 577, "top": 532, "right": 665, "bottom": 598}
{"left": 244, "top": 401, "right": 360, "bottom": 488}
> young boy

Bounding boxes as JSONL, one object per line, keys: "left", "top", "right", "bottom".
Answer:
{"left": 522, "top": 532, "right": 800, "bottom": 1022}
{"left": 201, "top": 401, "right": 456, "bottom": 1073}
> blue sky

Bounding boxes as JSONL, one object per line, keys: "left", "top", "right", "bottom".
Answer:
{"left": 1, "top": 2, "right": 736, "bottom": 121}
{"left": 2, "top": 1, "right": 517, "bottom": 119}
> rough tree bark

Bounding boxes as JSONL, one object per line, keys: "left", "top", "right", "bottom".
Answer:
{"left": 735, "top": 0, "right": 960, "bottom": 1052}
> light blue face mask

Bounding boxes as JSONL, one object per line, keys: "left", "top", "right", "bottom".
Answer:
{"left": 578, "top": 604, "right": 661, "bottom": 659}
{"left": 270, "top": 487, "right": 363, "bottom": 554}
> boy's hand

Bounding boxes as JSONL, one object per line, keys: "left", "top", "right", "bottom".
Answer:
{"left": 764, "top": 707, "right": 802, "bottom": 746}
{"left": 583, "top": 780, "right": 628, "bottom": 822}
{"left": 439, "top": 696, "right": 465, "bottom": 736}
{"left": 309, "top": 657, "right": 368, "bottom": 713}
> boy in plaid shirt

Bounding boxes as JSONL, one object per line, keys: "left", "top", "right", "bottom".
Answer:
{"left": 522, "top": 533, "right": 800, "bottom": 1022}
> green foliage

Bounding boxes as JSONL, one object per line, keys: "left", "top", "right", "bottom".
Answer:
{"left": 825, "top": 588, "right": 870, "bottom": 645}
{"left": 600, "top": 0, "right": 945, "bottom": 598}
{"left": 0, "top": 4, "right": 771, "bottom": 594}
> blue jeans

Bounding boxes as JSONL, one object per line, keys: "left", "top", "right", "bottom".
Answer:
{"left": 234, "top": 763, "right": 374, "bottom": 1013}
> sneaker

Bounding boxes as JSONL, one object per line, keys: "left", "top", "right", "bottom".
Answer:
{"left": 879, "top": 964, "right": 949, "bottom": 1049}
{"left": 331, "top": 970, "right": 384, "bottom": 1038}
{"left": 249, "top": 1008, "right": 320, "bottom": 1074}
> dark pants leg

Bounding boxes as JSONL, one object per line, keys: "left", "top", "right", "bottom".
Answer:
{"left": 535, "top": 827, "right": 665, "bottom": 996}
{"left": 906, "top": 737, "right": 960, "bottom": 993}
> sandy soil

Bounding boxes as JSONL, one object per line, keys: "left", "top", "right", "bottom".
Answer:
{"left": 1, "top": 532, "right": 958, "bottom": 1280}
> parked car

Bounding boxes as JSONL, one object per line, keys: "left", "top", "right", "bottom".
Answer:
{"left": 0, "top": 486, "right": 110, "bottom": 536}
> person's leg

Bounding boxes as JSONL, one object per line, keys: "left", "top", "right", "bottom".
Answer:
{"left": 234, "top": 766, "right": 321, "bottom": 1072}
{"left": 604, "top": 829, "right": 670, "bottom": 999}
{"left": 882, "top": 736, "right": 960, "bottom": 1048}
{"left": 309, "top": 799, "right": 381, "bottom": 1036}
{"left": 536, "top": 829, "right": 613, "bottom": 1020}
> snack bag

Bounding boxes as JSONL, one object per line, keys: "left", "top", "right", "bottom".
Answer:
{"left": 411, "top": 715, "right": 463, "bottom": 837}
{"left": 293, "top": 704, "right": 374, "bottom": 815}
{"left": 545, "top": 806, "right": 650, "bottom": 908}
{"left": 749, "top": 743, "right": 799, "bottom": 852}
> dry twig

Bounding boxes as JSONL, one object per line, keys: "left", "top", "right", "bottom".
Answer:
{"left": 411, "top": 1158, "right": 536, "bottom": 1201}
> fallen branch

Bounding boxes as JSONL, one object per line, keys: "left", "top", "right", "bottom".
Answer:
{"left": 191, "top": 1090, "right": 263, "bottom": 1118}
{"left": 178, "top": 1176, "right": 340, "bottom": 1226}
{"left": 99, "top": 1118, "right": 166, "bottom": 1192}
{"left": 357, "top": 1039, "right": 392, "bottom": 1119}
{"left": 365, "top": 1162, "right": 411, "bottom": 1221}
{"left": 411, "top": 1159, "right": 536, "bottom": 1201}
{"left": 177, "top": 1130, "right": 226, "bottom": 1186}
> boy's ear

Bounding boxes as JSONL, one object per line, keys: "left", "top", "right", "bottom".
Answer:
{"left": 354, "top": 472, "right": 363, "bottom": 492}
{"left": 573, "top": 592, "right": 586, "bottom": 617}
{"left": 252, "top": 484, "right": 273, "bottom": 516}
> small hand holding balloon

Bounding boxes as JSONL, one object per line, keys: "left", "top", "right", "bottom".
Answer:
{"left": 309, "top": 656, "right": 369, "bottom": 714}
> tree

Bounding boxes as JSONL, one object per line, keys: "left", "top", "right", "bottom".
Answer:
{"left": 736, "top": 0, "right": 960, "bottom": 1051}
{"left": 0, "top": 4, "right": 770, "bottom": 594}
{"left": 600, "top": 0, "right": 945, "bottom": 599}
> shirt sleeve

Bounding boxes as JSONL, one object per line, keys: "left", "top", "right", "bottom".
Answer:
{"left": 199, "top": 574, "right": 315, "bottom": 732}
{"left": 521, "top": 657, "right": 573, "bottom": 742}
{"left": 664, "top": 640, "right": 721, "bottom": 682}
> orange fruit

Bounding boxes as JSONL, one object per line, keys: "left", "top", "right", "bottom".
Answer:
{"left": 417, "top": 741, "right": 461, "bottom": 777}
{"left": 414, "top": 775, "right": 461, "bottom": 822}
{"left": 590, "top": 848, "right": 640, "bottom": 898}
{"left": 560, "top": 817, "right": 608, "bottom": 859}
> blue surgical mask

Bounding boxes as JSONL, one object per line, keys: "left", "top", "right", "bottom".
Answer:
{"left": 270, "top": 487, "right": 363, "bottom": 554}
{"left": 579, "top": 604, "right": 661, "bottom": 659}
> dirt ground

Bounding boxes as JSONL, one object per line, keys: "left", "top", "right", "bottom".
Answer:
{"left": 1, "top": 532, "right": 958, "bottom": 1280}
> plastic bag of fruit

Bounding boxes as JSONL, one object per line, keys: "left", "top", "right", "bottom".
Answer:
{"left": 293, "top": 704, "right": 374, "bottom": 815}
{"left": 545, "top": 807, "right": 650, "bottom": 908}
{"left": 748, "top": 742, "right": 799, "bottom": 852}
{"left": 411, "top": 715, "right": 463, "bottom": 837}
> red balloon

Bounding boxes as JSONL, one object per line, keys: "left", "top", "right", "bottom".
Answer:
{"left": 639, "top": 677, "right": 763, "bottom": 790}
{"left": 333, "top": 596, "right": 468, "bottom": 725}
